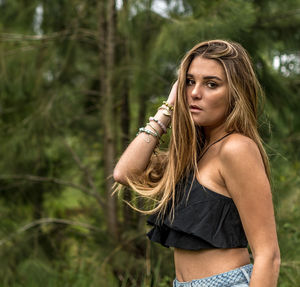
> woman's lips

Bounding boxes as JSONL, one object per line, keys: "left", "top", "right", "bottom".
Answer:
{"left": 189, "top": 105, "right": 203, "bottom": 112}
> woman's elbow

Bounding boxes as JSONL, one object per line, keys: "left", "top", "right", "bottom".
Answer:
{"left": 271, "top": 244, "right": 281, "bottom": 266}
{"left": 274, "top": 248, "right": 281, "bottom": 268}
{"left": 271, "top": 250, "right": 281, "bottom": 275}
{"left": 113, "top": 167, "right": 126, "bottom": 184}
{"left": 254, "top": 246, "right": 281, "bottom": 268}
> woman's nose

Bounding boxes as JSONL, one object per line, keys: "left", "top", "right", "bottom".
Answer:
{"left": 191, "top": 84, "right": 202, "bottom": 99}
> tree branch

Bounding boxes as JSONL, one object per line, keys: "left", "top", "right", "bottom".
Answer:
{"left": 0, "top": 217, "right": 101, "bottom": 246}
{"left": 0, "top": 174, "right": 105, "bottom": 208}
{"left": 99, "top": 232, "right": 145, "bottom": 271}
{"left": 0, "top": 30, "right": 71, "bottom": 41}
{"left": 62, "top": 138, "right": 97, "bottom": 192}
{"left": 0, "top": 28, "right": 98, "bottom": 42}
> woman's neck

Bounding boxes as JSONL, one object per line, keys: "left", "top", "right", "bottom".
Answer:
{"left": 204, "top": 124, "right": 228, "bottom": 145}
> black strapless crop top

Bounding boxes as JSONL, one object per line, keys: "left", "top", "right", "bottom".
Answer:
{"left": 146, "top": 171, "right": 248, "bottom": 250}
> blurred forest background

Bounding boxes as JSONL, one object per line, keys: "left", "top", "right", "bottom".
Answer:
{"left": 0, "top": 0, "right": 299, "bottom": 286}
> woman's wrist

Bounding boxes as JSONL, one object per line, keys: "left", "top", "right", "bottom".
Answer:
{"left": 134, "top": 101, "right": 172, "bottom": 154}
{"left": 157, "top": 101, "right": 174, "bottom": 118}
{"left": 154, "top": 108, "right": 172, "bottom": 129}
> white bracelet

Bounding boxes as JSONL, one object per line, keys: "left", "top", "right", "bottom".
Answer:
{"left": 137, "top": 127, "right": 159, "bottom": 138}
{"left": 149, "top": 116, "right": 167, "bottom": 133}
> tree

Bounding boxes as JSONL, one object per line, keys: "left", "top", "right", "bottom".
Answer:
{"left": 0, "top": 0, "right": 299, "bottom": 285}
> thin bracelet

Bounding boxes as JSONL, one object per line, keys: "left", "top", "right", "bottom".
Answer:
{"left": 157, "top": 104, "right": 173, "bottom": 112}
{"left": 149, "top": 117, "right": 167, "bottom": 133}
{"left": 137, "top": 128, "right": 161, "bottom": 150}
{"left": 146, "top": 122, "right": 160, "bottom": 137}
{"left": 157, "top": 106, "right": 172, "bottom": 117}
{"left": 162, "top": 101, "right": 174, "bottom": 111}
{"left": 147, "top": 122, "right": 165, "bottom": 144}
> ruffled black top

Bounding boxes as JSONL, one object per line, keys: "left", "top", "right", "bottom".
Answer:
{"left": 146, "top": 171, "right": 248, "bottom": 250}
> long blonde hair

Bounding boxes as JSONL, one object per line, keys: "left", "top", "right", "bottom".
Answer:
{"left": 116, "top": 39, "right": 270, "bottom": 219}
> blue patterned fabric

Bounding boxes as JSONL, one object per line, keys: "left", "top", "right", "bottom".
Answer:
{"left": 173, "top": 264, "right": 252, "bottom": 287}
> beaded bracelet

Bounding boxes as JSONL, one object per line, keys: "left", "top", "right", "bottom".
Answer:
{"left": 147, "top": 122, "right": 165, "bottom": 144}
{"left": 136, "top": 127, "right": 159, "bottom": 139}
{"left": 149, "top": 116, "right": 167, "bottom": 133}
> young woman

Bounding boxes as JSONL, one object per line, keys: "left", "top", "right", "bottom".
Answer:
{"left": 113, "top": 40, "right": 280, "bottom": 287}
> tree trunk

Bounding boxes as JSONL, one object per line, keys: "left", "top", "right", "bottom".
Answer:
{"left": 120, "top": 0, "right": 134, "bottom": 229}
{"left": 99, "top": 0, "right": 119, "bottom": 240}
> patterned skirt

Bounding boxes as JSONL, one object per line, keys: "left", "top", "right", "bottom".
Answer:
{"left": 173, "top": 264, "right": 253, "bottom": 287}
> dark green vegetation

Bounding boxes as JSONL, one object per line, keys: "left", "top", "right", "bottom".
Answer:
{"left": 0, "top": 0, "right": 299, "bottom": 286}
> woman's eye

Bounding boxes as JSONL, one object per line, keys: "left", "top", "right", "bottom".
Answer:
{"left": 207, "top": 82, "right": 218, "bottom": 89}
{"left": 186, "top": 79, "right": 194, "bottom": 86}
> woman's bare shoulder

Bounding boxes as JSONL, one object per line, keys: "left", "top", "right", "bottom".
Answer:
{"left": 219, "top": 133, "right": 263, "bottom": 165}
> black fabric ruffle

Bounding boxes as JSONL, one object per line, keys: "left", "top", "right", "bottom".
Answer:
{"left": 146, "top": 172, "right": 248, "bottom": 250}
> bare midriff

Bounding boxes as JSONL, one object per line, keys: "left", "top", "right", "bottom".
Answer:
{"left": 174, "top": 247, "right": 250, "bottom": 282}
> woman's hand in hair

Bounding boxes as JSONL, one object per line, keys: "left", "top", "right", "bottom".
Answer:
{"left": 167, "top": 80, "right": 178, "bottom": 106}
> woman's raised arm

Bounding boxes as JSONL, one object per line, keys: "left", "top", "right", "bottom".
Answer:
{"left": 113, "top": 108, "right": 170, "bottom": 185}
{"left": 113, "top": 82, "right": 177, "bottom": 185}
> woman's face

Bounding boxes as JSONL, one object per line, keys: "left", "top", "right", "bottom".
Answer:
{"left": 186, "top": 56, "right": 229, "bottom": 129}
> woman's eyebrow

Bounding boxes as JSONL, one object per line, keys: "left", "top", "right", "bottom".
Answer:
{"left": 186, "top": 73, "right": 223, "bottom": 81}
{"left": 203, "top": 75, "right": 223, "bottom": 81}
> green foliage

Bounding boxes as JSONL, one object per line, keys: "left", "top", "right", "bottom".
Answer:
{"left": 0, "top": 0, "right": 299, "bottom": 285}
